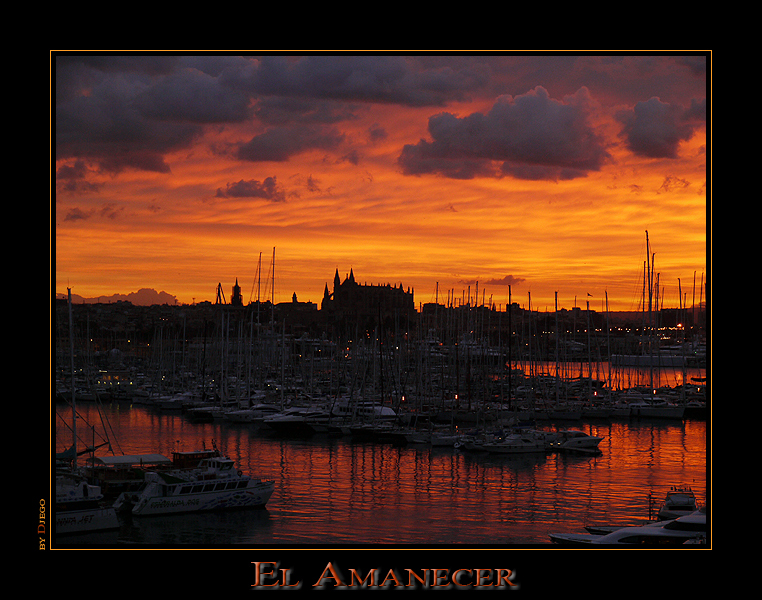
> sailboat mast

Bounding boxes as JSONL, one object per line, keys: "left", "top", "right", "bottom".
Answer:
{"left": 606, "top": 291, "right": 612, "bottom": 398}
{"left": 555, "top": 291, "right": 559, "bottom": 405}
{"left": 508, "top": 285, "right": 512, "bottom": 411}
{"left": 68, "top": 288, "right": 77, "bottom": 471}
{"left": 271, "top": 247, "right": 275, "bottom": 328}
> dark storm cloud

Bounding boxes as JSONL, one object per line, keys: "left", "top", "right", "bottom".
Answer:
{"left": 215, "top": 177, "right": 286, "bottom": 202}
{"left": 253, "top": 96, "right": 359, "bottom": 126}
{"left": 54, "top": 54, "right": 706, "bottom": 183}
{"left": 617, "top": 96, "right": 706, "bottom": 159}
{"left": 229, "top": 55, "right": 492, "bottom": 163}
{"left": 55, "top": 55, "right": 489, "bottom": 177}
{"left": 55, "top": 60, "right": 203, "bottom": 174}
{"left": 56, "top": 159, "right": 102, "bottom": 192}
{"left": 55, "top": 56, "right": 253, "bottom": 176}
{"left": 245, "top": 55, "right": 490, "bottom": 107}
{"left": 398, "top": 86, "right": 610, "bottom": 181}
{"left": 133, "top": 66, "right": 252, "bottom": 123}
{"left": 236, "top": 125, "right": 346, "bottom": 162}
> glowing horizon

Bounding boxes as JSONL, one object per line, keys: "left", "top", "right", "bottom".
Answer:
{"left": 53, "top": 54, "right": 708, "bottom": 312}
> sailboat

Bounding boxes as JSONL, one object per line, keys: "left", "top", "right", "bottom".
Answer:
{"left": 55, "top": 289, "right": 119, "bottom": 536}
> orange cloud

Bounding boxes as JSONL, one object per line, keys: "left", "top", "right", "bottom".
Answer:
{"left": 53, "top": 54, "right": 708, "bottom": 313}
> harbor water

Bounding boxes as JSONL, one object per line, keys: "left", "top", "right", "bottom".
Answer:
{"left": 53, "top": 400, "right": 708, "bottom": 548}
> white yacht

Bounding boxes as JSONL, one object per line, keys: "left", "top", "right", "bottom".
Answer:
{"left": 224, "top": 403, "right": 281, "bottom": 424}
{"left": 549, "top": 509, "right": 707, "bottom": 546}
{"left": 455, "top": 433, "right": 492, "bottom": 452}
{"left": 262, "top": 406, "right": 332, "bottom": 435}
{"left": 113, "top": 454, "right": 274, "bottom": 516}
{"left": 657, "top": 485, "right": 699, "bottom": 520}
{"left": 629, "top": 398, "right": 685, "bottom": 420}
{"left": 483, "top": 431, "right": 549, "bottom": 454}
{"left": 331, "top": 398, "right": 398, "bottom": 422}
{"left": 56, "top": 474, "right": 119, "bottom": 535}
{"left": 548, "top": 430, "right": 604, "bottom": 453}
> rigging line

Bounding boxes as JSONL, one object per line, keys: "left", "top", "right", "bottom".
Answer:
{"left": 55, "top": 412, "right": 98, "bottom": 454}
{"left": 56, "top": 403, "right": 112, "bottom": 448}
{"left": 95, "top": 395, "right": 123, "bottom": 455}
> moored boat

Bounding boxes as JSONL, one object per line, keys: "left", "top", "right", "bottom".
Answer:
{"left": 56, "top": 287, "right": 120, "bottom": 536}
{"left": 548, "top": 430, "right": 604, "bottom": 453}
{"left": 113, "top": 453, "right": 274, "bottom": 516}
{"left": 186, "top": 405, "right": 226, "bottom": 422}
{"left": 82, "top": 453, "right": 173, "bottom": 498}
{"left": 401, "top": 429, "right": 431, "bottom": 444}
{"left": 262, "top": 406, "right": 331, "bottom": 435}
{"left": 349, "top": 421, "right": 396, "bottom": 440}
{"left": 580, "top": 402, "right": 613, "bottom": 419}
{"left": 56, "top": 474, "right": 119, "bottom": 535}
{"left": 455, "top": 431, "right": 495, "bottom": 452}
{"left": 223, "top": 403, "right": 281, "bottom": 424}
{"left": 629, "top": 398, "right": 685, "bottom": 420}
{"left": 331, "top": 398, "right": 398, "bottom": 423}
{"left": 430, "top": 431, "right": 461, "bottom": 447}
{"left": 656, "top": 485, "right": 699, "bottom": 520}
{"left": 483, "top": 431, "right": 549, "bottom": 454}
{"left": 549, "top": 508, "right": 707, "bottom": 546}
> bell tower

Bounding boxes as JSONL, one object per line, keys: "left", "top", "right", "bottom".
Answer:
{"left": 231, "top": 278, "right": 243, "bottom": 307}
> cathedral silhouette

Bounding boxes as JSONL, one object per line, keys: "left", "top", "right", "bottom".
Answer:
{"left": 322, "top": 268, "right": 414, "bottom": 321}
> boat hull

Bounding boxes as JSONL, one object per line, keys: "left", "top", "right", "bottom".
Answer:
{"left": 485, "top": 443, "right": 547, "bottom": 454}
{"left": 656, "top": 487, "right": 698, "bottom": 520}
{"left": 430, "top": 433, "right": 459, "bottom": 447}
{"left": 631, "top": 406, "right": 685, "bottom": 419}
{"left": 548, "top": 532, "right": 604, "bottom": 546}
{"left": 484, "top": 434, "right": 549, "bottom": 454}
{"left": 125, "top": 480, "right": 275, "bottom": 516}
{"left": 56, "top": 507, "right": 119, "bottom": 535}
{"left": 549, "top": 431, "right": 604, "bottom": 453}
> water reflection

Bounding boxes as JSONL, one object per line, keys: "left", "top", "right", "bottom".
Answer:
{"left": 55, "top": 403, "right": 706, "bottom": 547}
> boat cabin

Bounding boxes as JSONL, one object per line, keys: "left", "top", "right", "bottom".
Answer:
{"left": 199, "top": 457, "right": 237, "bottom": 473}
{"left": 661, "top": 487, "right": 698, "bottom": 511}
{"left": 137, "top": 470, "right": 252, "bottom": 499}
{"left": 656, "top": 485, "right": 699, "bottom": 520}
{"left": 83, "top": 454, "right": 172, "bottom": 496}
{"left": 172, "top": 449, "right": 220, "bottom": 469}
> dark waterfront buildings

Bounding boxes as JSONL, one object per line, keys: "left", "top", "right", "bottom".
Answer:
{"left": 54, "top": 272, "right": 706, "bottom": 356}
{"left": 54, "top": 280, "right": 706, "bottom": 381}
{"left": 54, "top": 267, "right": 706, "bottom": 385}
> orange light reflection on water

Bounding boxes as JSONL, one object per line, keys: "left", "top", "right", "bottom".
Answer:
{"left": 56, "top": 402, "right": 706, "bottom": 544}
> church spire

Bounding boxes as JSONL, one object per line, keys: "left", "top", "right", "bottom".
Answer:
{"left": 231, "top": 278, "right": 243, "bottom": 307}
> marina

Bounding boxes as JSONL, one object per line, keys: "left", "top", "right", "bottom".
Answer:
{"left": 53, "top": 277, "right": 708, "bottom": 548}
{"left": 50, "top": 52, "right": 709, "bottom": 594}
{"left": 53, "top": 396, "right": 707, "bottom": 547}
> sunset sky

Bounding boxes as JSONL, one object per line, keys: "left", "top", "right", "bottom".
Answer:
{"left": 53, "top": 53, "right": 709, "bottom": 312}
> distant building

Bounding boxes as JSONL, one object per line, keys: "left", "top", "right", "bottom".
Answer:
{"left": 321, "top": 268, "right": 414, "bottom": 322}
{"left": 231, "top": 279, "right": 243, "bottom": 307}
{"left": 215, "top": 280, "right": 244, "bottom": 307}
